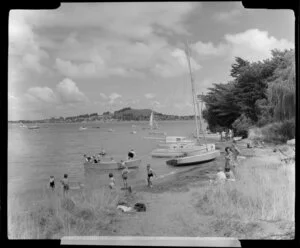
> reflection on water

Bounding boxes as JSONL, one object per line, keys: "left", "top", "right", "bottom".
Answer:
{"left": 8, "top": 121, "right": 215, "bottom": 207}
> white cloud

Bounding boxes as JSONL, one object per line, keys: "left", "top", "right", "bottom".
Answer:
{"left": 192, "top": 29, "right": 294, "bottom": 62}
{"left": 152, "top": 48, "right": 202, "bottom": 78}
{"left": 26, "top": 87, "right": 57, "bottom": 103}
{"left": 224, "top": 29, "right": 294, "bottom": 61}
{"left": 108, "top": 93, "right": 122, "bottom": 104}
{"left": 99, "top": 93, "right": 108, "bottom": 99}
{"left": 145, "top": 93, "right": 156, "bottom": 99}
{"left": 56, "top": 78, "right": 88, "bottom": 103}
{"left": 213, "top": 9, "right": 242, "bottom": 24}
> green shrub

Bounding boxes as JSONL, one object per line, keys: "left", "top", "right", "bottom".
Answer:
{"left": 232, "top": 114, "right": 254, "bottom": 138}
{"left": 260, "top": 119, "right": 295, "bottom": 143}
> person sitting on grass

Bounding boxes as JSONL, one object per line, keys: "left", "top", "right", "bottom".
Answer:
{"left": 224, "top": 147, "right": 235, "bottom": 180}
{"left": 121, "top": 166, "right": 129, "bottom": 189}
{"left": 146, "top": 164, "right": 157, "bottom": 188}
{"left": 108, "top": 173, "right": 115, "bottom": 189}
{"left": 61, "top": 174, "right": 69, "bottom": 197}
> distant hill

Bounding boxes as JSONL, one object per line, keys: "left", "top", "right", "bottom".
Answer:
{"left": 8, "top": 107, "right": 194, "bottom": 123}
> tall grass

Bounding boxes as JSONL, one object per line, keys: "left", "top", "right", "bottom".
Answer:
{"left": 8, "top": 187, "right": 122, "bottom": 239}
{"left": 197, "top": 160, "right": 295, "bottom": 222}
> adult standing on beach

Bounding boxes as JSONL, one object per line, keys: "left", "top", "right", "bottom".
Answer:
{"left": 224, "top": 147, "right": 235, "bottom": 179}
{"left": 231, "top": 140, "right": 241, "bottom": 175}
{"left": 146, "top": 164, "right": 157, "bottom": 188}
{"left": 61, "top": 174, "right": 69, "bottom": 197}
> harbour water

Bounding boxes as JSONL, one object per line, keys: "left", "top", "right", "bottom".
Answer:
{"left": 8, "top": 120, "right": 214, "bottom": 208}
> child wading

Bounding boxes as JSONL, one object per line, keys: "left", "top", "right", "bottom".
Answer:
{"left": 49, "top": 176, "right": 55, "bottom": 191}
{"left": 121, "top": 166, "right": 129, "bottom": 189}
{"left": 108, "top": 173, "right": 115, "bottom": 189}
{"left": 61, "top": 174, "right": 69, "bottom": 197}
{"left": 146, "top": 164, "right": 156, "bottom": 188}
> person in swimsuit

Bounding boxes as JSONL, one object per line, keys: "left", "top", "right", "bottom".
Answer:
{"left": 146, "top": 164, "right": 156, "bottom": 188}
{"left": 61, "top": 174, "right": 69, "bottom": 197}
{"left": 121, "top": 166, "right": 129, "bottom": 189}
{"left": 84, "top": 154, "right": 92, "bottom": 162}
{"left": 224, "top": 147, "right": 235, "bottom": 179}
{"left": 49, "top": 176, "right": 55, "bottom": 191}
{"left": 127, "top": 149, "right": 135, "bottom": 160}
{"left": 108, "top": 173, "right": 115, "bottom": 189}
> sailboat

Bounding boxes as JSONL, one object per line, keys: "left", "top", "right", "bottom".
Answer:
{"left": 19, "top": 122, "right": 27, "bottom": 128}
{"left": 148, "top": 111, "right": 167, "bottom": 135}
{"left": 165, "top": 41, "right": 220, "bottom": 166}
{"left": 79, "top": 120, "right": 87, "bottom": 130}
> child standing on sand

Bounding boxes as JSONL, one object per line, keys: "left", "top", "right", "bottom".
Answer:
{"left": 146, "top": 164, "right": 156, "bottom": 188}
{"left": 49, "top": 176, "right": 55, "bottom": 191}
{"left": 121, "top": 166, "right": 129, "bottom": 189}
{"left": 108, "top": 173, "right": 115, "bottom": 189}
{"left": 61, "top": 174, "right": 69, "bottom": 197}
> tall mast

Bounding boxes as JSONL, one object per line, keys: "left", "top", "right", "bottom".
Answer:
{"left": 185, "top": 41, "right": 200, "bottom": 141}
{"left": 198, "top": 92, "right": 208, "bottom": 150}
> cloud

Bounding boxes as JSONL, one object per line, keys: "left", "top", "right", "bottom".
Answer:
{"left": 192, "top": 29, "right": 294, "bottom": 62}
{"left": 108, "top": 93, "right": 122, "bottom": 104}
{"left": 145, "top": 93, "right": 156, "bottom": 99}
{"left": 99, "top": 93, "right": 108, "bottom": 99}
{"left": 26, "top": 86, "right": 57, "bottom": 103}
{"left": 152, "top": 48, "right": 202, "bottom": 78}
{"left": 56, "top": 78, "right": 88, "bottom": 103}
{"left": 213, "top": 9, "right": 242, "bottom": 24}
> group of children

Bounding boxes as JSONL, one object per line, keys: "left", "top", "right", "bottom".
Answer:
{"left": 48, "top": 174, "right": 69, "bottom": 196}
{"left": 108, "top": 163, "right": 156, "bottom": 190}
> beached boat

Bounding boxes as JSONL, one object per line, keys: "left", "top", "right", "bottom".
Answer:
{"left": 152, "top": 144, "right": 211, "bottom": 158}
{"left": 166, "top": 150, "right": 220, "bottom": 166}
{"left": 165, "top": 41, "right": 220, "bottom": 165}
{"left": 84, "top": 158, "right": 142, "bottom": 170}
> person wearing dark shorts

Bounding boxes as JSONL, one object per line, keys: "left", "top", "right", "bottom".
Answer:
{"left": 61, "top": 174, "right": 69, "bottom": 197}
{"left": 146, "top": 164, "right": 156, "bottom": 188}
{"left": 49, "top": 176, "right": 55, "bottom": 191}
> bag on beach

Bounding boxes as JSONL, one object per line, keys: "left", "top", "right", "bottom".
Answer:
{"left": 134, "top": 203, "right": 146, "bottom": 212}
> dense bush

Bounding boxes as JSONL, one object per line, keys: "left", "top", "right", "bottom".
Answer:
{"left": 232, "top": 114, "right": 254, "bottom": 138}
{"left": 260, "top": 119, "right": 295, "bottom": 143}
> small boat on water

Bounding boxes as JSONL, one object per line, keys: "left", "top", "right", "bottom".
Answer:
{"left": 28, "top": 125, "right": 40, "bottom": 129}
{"left": 149, "top": 131, "right": 167, "bottom": 136}
{"left": 131, "top": 130, "right": 137, "bottom": 134}
{"left": 19, "top": 122, "right": 27, "bottom": 128}
{"left": 79, "top": 126, "right": 87, "bottom": 130}
{"left": 108, "top": 128, "right": 114, "bottom": 132}
{"left": 84, "top": 158, "right": 142, "bottom": 170}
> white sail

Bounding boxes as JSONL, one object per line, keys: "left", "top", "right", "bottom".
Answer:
{"left": 149, "top": 111, "right": 154, "bottom": 128}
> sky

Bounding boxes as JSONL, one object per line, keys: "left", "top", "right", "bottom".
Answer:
{"left": 8, "top": 2, "right": 295, "bottom": 120}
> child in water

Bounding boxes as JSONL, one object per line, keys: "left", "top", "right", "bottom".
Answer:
{"left": 146, "top": 164, "right": 156, "bottom": 188}
{"left": 49, "top": 176, "right": 55, "bottom": 191}
{"left": 108, "top": 173, "right": 115, "bottom": 189}
{"left": 61, "top": 174, "right": 69, "bottom": 197}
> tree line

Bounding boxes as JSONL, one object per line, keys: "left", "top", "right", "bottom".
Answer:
{"left": 201, "top": 49, "right": 295, "bottom": 140}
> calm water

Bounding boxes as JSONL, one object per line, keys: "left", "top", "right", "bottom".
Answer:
{"left": 8, "top": 120, "right": 214, "bottom": 207}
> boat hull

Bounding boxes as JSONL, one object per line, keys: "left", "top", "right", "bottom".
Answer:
{"left": 84, "top": 158, "right": 141, "bottom": 170}
{"left": 166, "top": 150, "right": 220, "bottom": 166}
